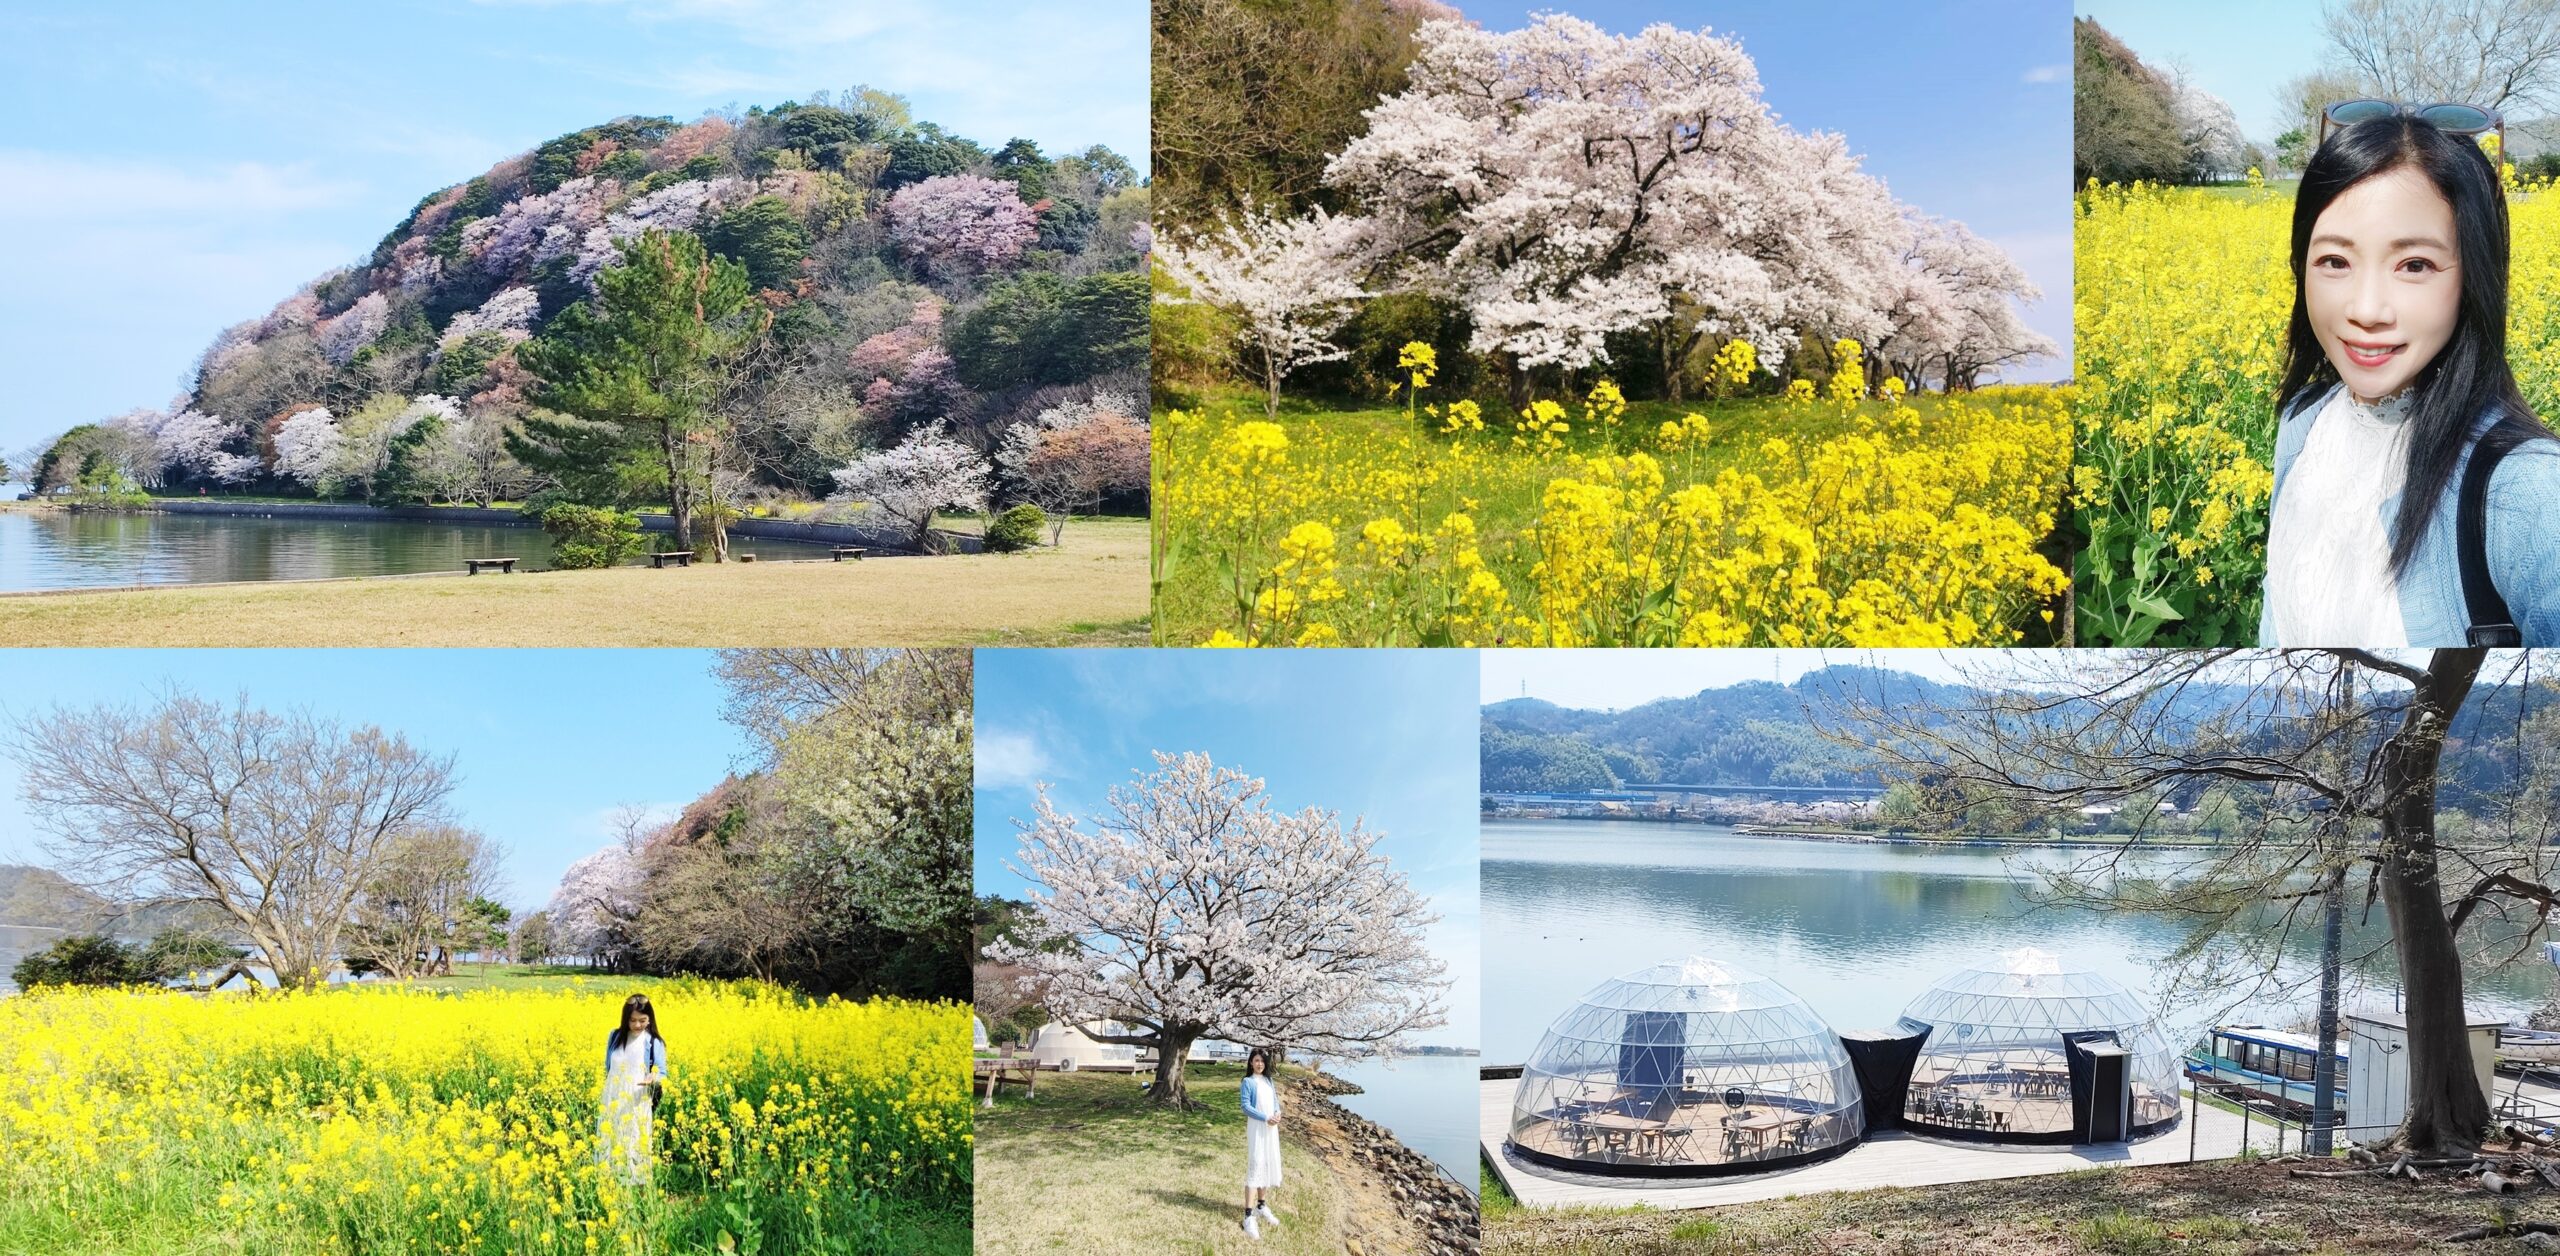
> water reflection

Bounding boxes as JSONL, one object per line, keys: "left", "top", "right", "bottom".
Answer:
{"left": 1484, "top": 819, "right": 2556, "bottom": 1065}
{"left": 0, "top": 510, "right": 832, "bottom": 591}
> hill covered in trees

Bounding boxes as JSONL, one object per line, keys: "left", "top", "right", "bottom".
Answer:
{"left": 1484, "top": 663, "right": 2552, "bottom": 817}
{"left": 30, "top": 91, "right": 1147, "bottom": 550}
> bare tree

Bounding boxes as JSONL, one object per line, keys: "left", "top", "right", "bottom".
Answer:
{"left": 2322, "top": 0, "right": 2560, "bottom": 115}
{"left": 973, "top": 959, "right": 1048, "bottom": 1106}
{"left": 11, "top": 691, "right": 461, "bottom": 991}
{"left": 347, "top": 827, "right": 507, "bottom": 980}
{"left": 1819, "top": 648, "right": 2555, "bottom": 1157}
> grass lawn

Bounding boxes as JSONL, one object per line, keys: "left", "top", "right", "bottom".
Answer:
{"left": 1154, "top": 382, "right": 2068, "bottom": 647}
{"left": 1481, "top": 1157, "right": 2527, "bottom": 1255}
{"left": 0, "top": 516, "right": 1146, "bottom": 646}
{"left": 976, "top": 1064, "right": 1422, "bottom": 1256}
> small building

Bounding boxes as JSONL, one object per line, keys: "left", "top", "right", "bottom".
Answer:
{"left": 2343, "top": 1006, "right": 2506, "bottom": 1145}
{"left": 973, "top": 1015, "right": 990, "bottom": 1051}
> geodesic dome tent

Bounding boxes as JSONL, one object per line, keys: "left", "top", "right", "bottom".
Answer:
{"left": 1507, "top": 957, "right": 1863, "bottom": 1176}
{"left": 1896, "top": 948, "right": 2181, "bottom": 1143}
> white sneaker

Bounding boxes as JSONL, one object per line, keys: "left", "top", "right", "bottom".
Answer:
{"left": 1243, "top": 1212, "right": 1261, "bottom": 1240}
{"left": 1256, "top": 1204, "right": 1279, "bottom": 1231}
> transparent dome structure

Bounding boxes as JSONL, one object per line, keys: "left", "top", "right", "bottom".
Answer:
{"left": 1508, "top": 957, "right": 1863, "bottom": 1176}
{"left": 1896, "top": 948, "right": 2181, "bottom": 1143}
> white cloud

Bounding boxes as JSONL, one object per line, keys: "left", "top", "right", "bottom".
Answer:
{"left": 0, "top": 150, "right": 363, "bottom": 224}
{"left": 2023, "top": 64, "right": 2068, "bottom": 85}
{"left": 974, "top": 729, "right": 1052, "bottom": 793}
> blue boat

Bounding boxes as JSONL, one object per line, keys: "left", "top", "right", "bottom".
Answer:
{"left": 2185, "top": 1025, "right": 2349, "bottom": 1112}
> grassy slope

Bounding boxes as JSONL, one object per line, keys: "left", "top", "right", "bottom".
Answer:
{"left": 1483, "top": 1157, "right": 2527, "bottom": 1255}
{"left": 975, "top": 1065, "right": 1419, "bottom": 1256}
{"left": 0, "top": 518, "right": 1146, "bottom": 646}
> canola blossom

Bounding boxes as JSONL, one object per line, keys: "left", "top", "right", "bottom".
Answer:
{"left": 0, "top": 979, "right": 968, "bottom": 1255}
{"left": 2076, "top": 174, "right": 2560, "bottom": 644}
{"left": 1155, "top": 350, "right": 2070, "bottom": 647}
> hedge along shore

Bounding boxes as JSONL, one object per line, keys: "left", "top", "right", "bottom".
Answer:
{"left": 0, "top": 517, "right": 1147, "bottom": 647}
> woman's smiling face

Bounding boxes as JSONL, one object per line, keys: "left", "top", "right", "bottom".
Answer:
{"left": 2305, "top": 165, "right": 2462, "bottom": 401}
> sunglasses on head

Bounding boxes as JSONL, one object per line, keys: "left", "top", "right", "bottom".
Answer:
{"left": 2319, "top": 99, "right": 2505, "bottom": 150}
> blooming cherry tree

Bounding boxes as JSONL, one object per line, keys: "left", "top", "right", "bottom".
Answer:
{"left": 827, "top": 423, "right": 991, "bottom": 550}
{"left": 988, "top": 751, "right": 1449, "bottom": 1106}
{"left": 995, "top": 391, "right": 1149, "bottom": 541}
{"left": 442, "top": 286, "right": 543, "bottom": 342}
{"left": 1154, "top": 206, "right": 1368, "bottom": 417}
{"left": 316, "top": 292, "right": 391, "bottom": 366}
{"left": 271, "top": 407, "right": 340, "bottom": 489}
{"left": 545, "top": 842, "right": 644, "bottom": 964}
{"left": 884, "top": 174, "right": 1038, "bottom": 275}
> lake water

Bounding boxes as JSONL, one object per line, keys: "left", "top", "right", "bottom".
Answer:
{"left": 1484, "top": 819, "right": 2557, "bottom": 1065}
{"left": 1326, "top": 1053, "right": 1478, "bottom": 1190}
{"left": 0, "top": 509, "right": 832, "bottom": 591}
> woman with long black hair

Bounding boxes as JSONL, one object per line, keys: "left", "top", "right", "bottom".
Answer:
{"left": 2264, "top": 105, "right": 2560, "bottom": 645}
{"left": 1239, "top": 1047, "right": 1283, "bottom": 1240}
{"left": 600, "top": 993, "right": 668, "bottom": 1185}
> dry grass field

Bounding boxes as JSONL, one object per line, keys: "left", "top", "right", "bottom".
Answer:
{"left": 0, "top": 518, "right": 1146, "bottom": 646}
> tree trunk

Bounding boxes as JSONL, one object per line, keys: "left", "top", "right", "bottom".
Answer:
{"left": 2380, "top": 647, "right": 2491, "bottom": 1156}
{"left": 1507, "top": 358, "right": 1531, "bottom": 412}
{"left": 660, "top": 420, "right": 694, "bottom": 553}
{"left": 1660, "top": 325, "right": 1684, "bottom": 403}
{"left": 1147, "top": 1027, "right": 1203, "bottom": 1108}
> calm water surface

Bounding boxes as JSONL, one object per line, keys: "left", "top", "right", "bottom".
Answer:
{"left": 1485, "top": 819, "right": 2557, "bottom": 1065}
{"left": 0, "top": 509, "right": 831, "bottom": 591}
{"left": 1325, "top": 1054, "right": 1478, "bottom": 1190}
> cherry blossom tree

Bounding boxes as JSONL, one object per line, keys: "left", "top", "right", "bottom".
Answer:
{"left": 1153, "top": 206, "right": 1368, "bottom": 417}
{"left": 271, "top": 407, "right": 341, "bottom": 489}
{"left": 988, "top": 751, "right": 1450, "bottom": 1106}
{"left": 885, "top": 174, "right": 1038, "bottom": 276}
{"left": 151, "top": 409, "right": 236, "bottom": 486}
{"left": 316, "top": 292, "right": 391, "bottom": 366}
{"left": 546, "top": 837, "right": 646, "bottom": 968}
{"left": 994, "top": 392, "right": 1148, "bottom": 541}
{"left": 1872, "top": 215, "right": 2058, "bottom": 391}
{"left": 1324, "top": 15, "right": 1935, "bottom": 403}
{"left": 827, "top": 423, "right": 991, "bottom": 551}
{"left": 414, "top": 409, "right": 535, "bottom": 506}
{"left": 442, "top": 286, "right": 543, "bottom": 342}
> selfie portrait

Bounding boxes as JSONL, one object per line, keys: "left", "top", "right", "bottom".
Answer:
{"left": 2075, "top": 0, "right": 2560, "bottom": 648}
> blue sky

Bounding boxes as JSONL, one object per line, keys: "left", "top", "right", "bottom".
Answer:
{"left": 973, "top": 649, "right": 1481, "bottom": 1049}
{"left": 0, "top": 650, "right": 753, "bottom": 914}
{"left": 0, "top": 0, "right": 1147, "bottom": 459}
{"left": 1469, "top": 1, "right": 2074, "bottom": 381}
{"left": 2076, "top": 0, "right": 2324, "bottom": 145}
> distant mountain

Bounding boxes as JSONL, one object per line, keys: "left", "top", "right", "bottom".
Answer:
{"left": 0, "top": 864, "right": 224, "bottom": 936}
{"left": 1484, "top": 663, "right": 2546, "bottom": 809}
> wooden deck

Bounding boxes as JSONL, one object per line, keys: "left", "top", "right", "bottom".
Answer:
{"left": 1482, "top": 1076, "right": 2287, "bottom": 1211}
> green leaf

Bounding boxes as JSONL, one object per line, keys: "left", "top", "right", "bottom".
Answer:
{"left": 2127, "top": 592, "right": 2184, "bottom": 623}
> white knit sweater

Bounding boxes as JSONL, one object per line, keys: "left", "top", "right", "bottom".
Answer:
{"left": 2265, "top": 386, "right": 2414, "bottom": 646}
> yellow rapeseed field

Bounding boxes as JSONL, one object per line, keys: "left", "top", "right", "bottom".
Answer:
{"left": 0, "top": 979, "right": 969, "bottom": 1255}
{"left": 2076, "top": 171, "right": 2560, "bottom": 645}
{"left": 1154, "top": 342, "right": 2070, "bottom": 647}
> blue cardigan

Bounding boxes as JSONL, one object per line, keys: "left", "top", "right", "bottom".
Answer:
{"left": 604, "top": 1030, "right": 667, "bottom": 1078}
{"left": 1240, "top": 1075, "right": 1277, "bottom": 1123}
{"left": 2263, "top": 381, "right": 2560, "bottom": 645}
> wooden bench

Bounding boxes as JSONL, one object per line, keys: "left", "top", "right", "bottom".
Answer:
{"left": 976, "top": 1056, "right": 1042, "bottom": 1102}
{"left": 463, "top": 558, "right": 518, "bottom": 575}
{"left": 648, "top": 550, "right": 695, "bottom": 569}
{"left": 831, "top": 547, "right": 866, "bottom": 561}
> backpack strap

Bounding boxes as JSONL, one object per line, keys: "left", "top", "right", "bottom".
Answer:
{"left": 2459, "top": 425, "right": 2522, "bottom": 647}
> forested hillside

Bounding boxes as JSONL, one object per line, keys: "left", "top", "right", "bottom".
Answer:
{"left": 30, "top": 92, "right": 1147, "bottom": 550}
{"left": 1483, "top": 664, "right": 2553, "bottom": 814}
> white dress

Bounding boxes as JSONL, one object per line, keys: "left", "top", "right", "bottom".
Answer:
{"left": 1243, "top": 1076, "right": 1284, "bottom": 1190}
{"left": 2265, "top": 386, "right": 2413, "bottom": 645}
{"left": 600, "top": 1032, "right": 660, "bottom": 1184}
